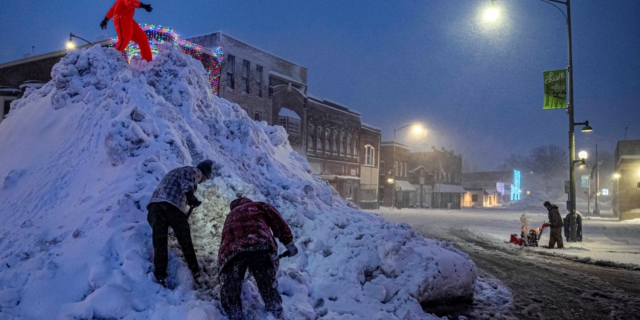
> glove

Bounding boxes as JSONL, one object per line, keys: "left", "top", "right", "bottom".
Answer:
{"left": 285, "top": 242, "right": 298, "bottom": 257}
{"left": 139, "top": 3, "right": 153, "bottom": 12}
{"left": 100, "top": 17, "right": 109, "bottom": 30}
{"left": 186, "top": 191, "right": 202, "bottom": 208}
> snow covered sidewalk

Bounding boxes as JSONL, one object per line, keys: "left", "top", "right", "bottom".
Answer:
{"left": 373, "top": 207, "right": 640, "bottom": 269}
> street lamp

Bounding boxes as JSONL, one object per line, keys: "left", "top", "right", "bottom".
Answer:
{"left": 390, "top": 123, "right": 424, "bottom": 209}
{"left": 66, "top": 33, "right": 94, "bottom": 50}
{"left": 576, "top": 150, "right": 587, "bottom": 166}
{"left": 481, "top": 0, "right": 590, "bottom": 242}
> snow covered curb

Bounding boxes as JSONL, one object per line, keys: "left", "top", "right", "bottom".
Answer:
{"left": 0, "top": 45, "right": 476, "bottom": 319}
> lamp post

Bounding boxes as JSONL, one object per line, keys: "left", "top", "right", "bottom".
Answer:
{"left": 390, "top": 123, "right": 424, "bottom": 209}
{"left": 482, "top": 0, "right": 593, "bottom": 242}
{"left": 66, "top": 33, "right": 94, "bottom": 50}
{"left": 613, "top": 172, "right": 620, "bottom": 220}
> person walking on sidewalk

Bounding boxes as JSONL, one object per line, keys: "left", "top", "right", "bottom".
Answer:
{"left": 218, "top": 197, "right": 298, "bottom": 320}
{"left": 544, "top": 201, "right": 564, "bottom": 249}
{"left": 147, "top": 160, "right": 214, "bottom": 287}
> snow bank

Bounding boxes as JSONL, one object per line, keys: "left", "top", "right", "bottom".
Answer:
{"left": 505, "top": 191, "right": 552, "bottom": 212}
{"left": 0, "top": 45, "right": 476, "bottom": 320}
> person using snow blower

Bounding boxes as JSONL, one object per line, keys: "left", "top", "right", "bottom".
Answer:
{"left": 146, "top": 160, "right": 214, "bottom": 287}
{"left": 218, "top": 197, "right": 298, "bottom": 320}
{"left": 544, "top": 201, "right": 564, "bottom": 249}
{"left": 100, "top": 0, "right": 154, "bottom": 62}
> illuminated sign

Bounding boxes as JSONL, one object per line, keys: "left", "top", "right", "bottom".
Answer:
{"left": 511, "top": 170, "right": 521, "bottom": 200}
{"left": 601, "top": 189, "right": 609, "bottom": 195}
{"left": 496, "top": 182, "right": 505, "bottom": 195}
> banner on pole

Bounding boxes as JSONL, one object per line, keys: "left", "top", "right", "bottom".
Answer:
{"left": 543, "top": 69, "right": 567, "bottom": 110}
{"left": 581, "top": 175, "right": 589, "bottom": 188}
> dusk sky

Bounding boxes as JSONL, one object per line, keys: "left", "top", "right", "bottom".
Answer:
{"left": 1, "top": 0, "right": 638, "bottom": 170}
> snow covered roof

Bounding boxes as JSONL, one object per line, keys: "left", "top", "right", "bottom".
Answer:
{"left": 395, "top": 180, "right": 416, "bottom": 191}
{"left": 277, "top": 107, "right": 301, "bottom": 119}
{"left": 434, "top": 183, "right": 467, "bottom": 194}
{"left": 361, "top": 122, "right": 381, "bottom": 132}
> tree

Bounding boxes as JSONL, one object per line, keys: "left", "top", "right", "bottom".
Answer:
{"left": 528, "top": 145, "right": 567, "bottom": 178}
{"left": 498, "top": 153, "right": 531, "bottom": 172}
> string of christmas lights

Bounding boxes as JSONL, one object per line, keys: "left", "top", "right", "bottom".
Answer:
{"left": 109, "top": 24, "right": 224, "bottom": 95}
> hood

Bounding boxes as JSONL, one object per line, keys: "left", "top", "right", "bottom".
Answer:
{"left": 230, "top": 197, "right": 252, "bottom": 210}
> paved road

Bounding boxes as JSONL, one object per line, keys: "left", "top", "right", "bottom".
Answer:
{"left": 379, "top": 213, "right": 640, "bottom": 320}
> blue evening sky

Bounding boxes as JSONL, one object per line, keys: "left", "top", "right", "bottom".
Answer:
{"left": 1, "top": 0, "right": 638, "bottom": 170}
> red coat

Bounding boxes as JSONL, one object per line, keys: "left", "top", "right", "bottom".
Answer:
{"left": 105, "top": 0, "right": 141, "bottom": 20}
{"left": 218, "top": 198, "right": 293, "bottom": 268}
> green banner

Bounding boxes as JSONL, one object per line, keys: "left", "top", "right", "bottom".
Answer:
{"left": 543, "top": 69, "right": 567, "bottom": 110}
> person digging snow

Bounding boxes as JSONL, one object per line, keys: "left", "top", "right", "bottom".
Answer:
{"left": 100, "top": 0, "right": 154, "bottom": 62}
{"left": 218, "top": 197, "right": 298, "bottom": 320}
{"left": 146, "top": 160, "right": 214, "bottom": 287}
{"left": 544, "top": 201, "right": 564, "bottom": 249}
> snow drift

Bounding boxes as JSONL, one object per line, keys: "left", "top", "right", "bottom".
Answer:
{"left": 0, "top": 45, "right": 476, "bottom": 319}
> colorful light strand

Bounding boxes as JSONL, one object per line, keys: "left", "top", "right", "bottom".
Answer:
{"left": 109, "top": 24, "right": 224, "bottom": 95}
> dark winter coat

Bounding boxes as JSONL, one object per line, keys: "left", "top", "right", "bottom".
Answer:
{"left": 148, "top": 166, "right": 203, "bottom": 215}
{"left": 547, "top": 205, "right": 563, "bottom": 228}
{"left": 218, "top": 198, "right": 293, "bottom": 268}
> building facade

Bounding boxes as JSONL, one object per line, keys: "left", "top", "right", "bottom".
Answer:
{"left": 613, "top": 140, "right": 640, "bottom": 220}
{"left": 408, "top": 147, "right": 465, "bottom": 209}
{"left": 359, "top": 124, "right": 381, "bottom": 209}
{"left": 461, "top": 170, "right": 522, "bottom": 207}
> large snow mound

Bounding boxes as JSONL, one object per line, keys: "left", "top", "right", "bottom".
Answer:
{"left": 0, "top": 45, "right": 476, "bottom": 320}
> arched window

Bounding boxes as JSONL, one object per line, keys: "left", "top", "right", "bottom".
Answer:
{"left": 339, "top": 132, "right": 345, "bottom": 156}
{"left": 395, "top": 161, "right": 398, "bottom": 176}
{"left": 353, "top": 137, "right": 358, "bottom": 158}
{"left": 316, "top": 125, "right": 323, "bottom": 153}
{"left": 332, "top": 129, "right": 338, "bottom": 154}
{"left": 404, "top": 163, "right": 407, "bottom": 177}
{"left": 307, "top": 123, "right": 314, "bottom": 151}
{"left": 346, "top": 133, "right": 352, "bottom": 157}
{"left": 324, "top": 128, "right": 330, "bottom": 155}
{"left": 364, "top": 145, "right": 375, "bottom": 166}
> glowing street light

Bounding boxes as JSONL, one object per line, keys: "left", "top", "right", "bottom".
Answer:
{"left": 483, "top": 1, "right": 500, "bottom": 22}
{"left": 66, "top": 33, "right": 94, "bottom": 51}
{"left": 613, "top": 173, "right": 621, "bottom": 179}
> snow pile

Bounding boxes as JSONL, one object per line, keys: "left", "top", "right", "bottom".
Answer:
{"left": 506, "top": 191, "right": 552, "bottom": 212}
{"left": 0, "top": 45, "right": 476, "bottom": 320}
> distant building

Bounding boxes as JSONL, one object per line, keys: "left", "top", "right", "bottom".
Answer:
{"left": 357, "top": 124, "right": 381, "bottom": 209}
{"left": 379, "top": 145, "right": 465, "bottom": 209}
{"left": 461, "top": 170, "right": 522, "bottom": 207}
{"left": 613, "top": 140, "right": 640, "bottom": 220}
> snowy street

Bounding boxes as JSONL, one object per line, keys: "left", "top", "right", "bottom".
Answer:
{"left": 372, "top": 207, "right": 640, "bottom": 319}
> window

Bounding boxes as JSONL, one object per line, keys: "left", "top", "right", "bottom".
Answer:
{"left": 364, "top": 145, "right": 375, "bottom": 166}
{"left": 404, "top": 163, "right": 407, "bottom": 177}
{"left": 226, "top": 55, "right": 235, "bottom": 89}
{"left": 242, "top": 60, "right": 250, "bottom": 93}
{"left": 254, "top": 111, "right": 261, "bottom": 121}
{"left": 395, "top": 161, "right": 398, "bottom": 176}
{"left": 279, "top": 117, "right": 300, "bottom": 135}
{"left": 256, "top": 65, "right": 263, "bottom": 97}
{"left": 472, "top": 195, "right": 478, "bottom": 202}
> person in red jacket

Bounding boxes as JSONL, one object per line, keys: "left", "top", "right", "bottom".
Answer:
{"left": 218, "top": 197, "right": 298, "bottom": 320}
{"left": 100, "top": 0, "right": 153, "bottom": 62}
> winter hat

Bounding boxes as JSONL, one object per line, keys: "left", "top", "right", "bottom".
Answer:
{"left": 197, "top": 160, "right": 214, "bottom": 178}
{"left": 543, "top": 201, "right": 551, "bottom": 207}
{"left": 230, "top": 197, "right": 252, "bottom": 210}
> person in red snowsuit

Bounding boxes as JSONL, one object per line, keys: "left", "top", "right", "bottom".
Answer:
{"left": 100, "top": 0, "right": 153, "bottom": 61}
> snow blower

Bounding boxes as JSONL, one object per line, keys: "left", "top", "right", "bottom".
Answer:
{"left": 510, "top": 223, "right": 549, "bottom": 247}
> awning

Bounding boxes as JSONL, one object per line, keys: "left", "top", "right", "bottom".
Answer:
{"left": 434, "top": 183, "right": 467, "bottom": 194}
{"left": 484, "top": 188, "right": 498, "bottom": 195}
{"left": 395, "top": 180, "right": 416, "bottom": 191}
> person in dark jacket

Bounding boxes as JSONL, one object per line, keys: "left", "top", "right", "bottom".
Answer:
{"left": 564, "top": 212, "right": 583, "bottom": 242}
{"left": 147, "top": 160, "right": 214, "bottom": 287}
{"left": 544, "top": 201, "right": 564, "bottom": 249}
{"left": 218, "top": 197, "right": 297, "bottom": 320}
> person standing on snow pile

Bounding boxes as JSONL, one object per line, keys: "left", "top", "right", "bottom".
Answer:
{"left": 218, "top": 197, "right": 298, "bottom": 320}
{"left": 146, "top": 160, "right": 214, "bottom": 287}
{"left": 100, "top": 0, "right": 154, "bottom": 62}
{"left": 544, "top": 201, "right": 564, "bottom": 249}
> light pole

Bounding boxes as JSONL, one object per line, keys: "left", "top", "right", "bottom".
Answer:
{"left": 390, "top": 123, "right": 424, "bottom": 209}
{"left": 66, "top": 33, "right": 94, "bottom": 50}
{"left": 482, "top": 0, "right": 593, "bottom": 242}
